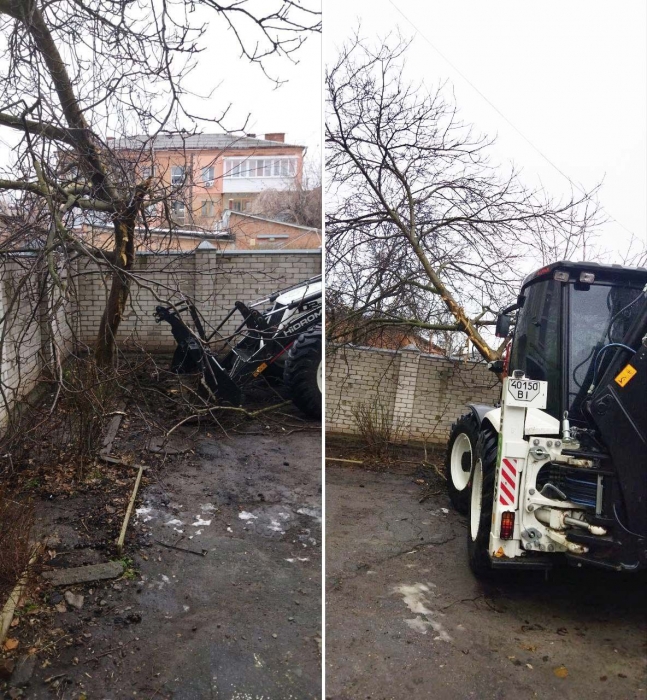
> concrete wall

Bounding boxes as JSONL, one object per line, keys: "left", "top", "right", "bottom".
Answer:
{"left": 326, "top": 345, "right": 501, "bottom": 445}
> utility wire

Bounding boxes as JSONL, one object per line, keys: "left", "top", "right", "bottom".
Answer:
{"left": 386, "top": 0, "right": 643, "bottom": 244}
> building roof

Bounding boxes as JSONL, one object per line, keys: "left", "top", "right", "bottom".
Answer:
{"left": 111, "top": 133, "right": 303, "bottom": 152}
{"left": 224, "top": 211, "right": 321, "bottom": 233}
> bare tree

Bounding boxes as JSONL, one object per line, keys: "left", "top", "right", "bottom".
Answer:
{"left": 0, "top": 0, "right": 320, "bottom": 366}
{"left": 326, "top": 32, "right": 602, "bottom": 363}
{"left": 251, "top": 158, "right": 322, "bottom": 229}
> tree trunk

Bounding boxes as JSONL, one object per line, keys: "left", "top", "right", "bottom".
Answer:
{"left": 94, "top": 218, "right": 135, "bottom": 367}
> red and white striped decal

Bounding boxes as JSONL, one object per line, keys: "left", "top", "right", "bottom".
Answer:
{"left": 499, "top": 458, "right": 518, "bottom": 506}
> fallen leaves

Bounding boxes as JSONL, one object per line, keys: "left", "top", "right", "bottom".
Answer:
{"left": 554, "top": 665, "right": 569, "bottom": 678}
{"left": 3, "top": 637, "right": 19, "bottom": 651}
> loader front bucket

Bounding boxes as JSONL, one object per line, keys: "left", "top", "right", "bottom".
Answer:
{"left": 202, "top": 354, "right": 243, "bottom": 406}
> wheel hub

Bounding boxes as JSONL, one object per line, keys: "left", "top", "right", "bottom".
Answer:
{"left": 450, "top": 433, "right": 473, "bottom": 491}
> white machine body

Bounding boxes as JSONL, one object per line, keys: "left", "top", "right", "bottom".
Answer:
{"left": 483, "top": 374, "right": 606, "bottom": 561}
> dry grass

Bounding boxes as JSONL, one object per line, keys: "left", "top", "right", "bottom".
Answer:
{"left": 350, "top": 400, "right": 405, "bottom": 463}
{"left": 0, "top": 487, "right": 34, "bottom": 604}
{"left": 58, "top": 357, "right": 121, "bottom": 477}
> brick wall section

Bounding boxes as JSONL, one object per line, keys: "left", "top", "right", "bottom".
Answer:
{"left": 226, "top": 212, "right": 321, "bottom": 250}
{"left": 75, "top": 248, "right": 321, "bottom": 350}
{"left": 326, "top": 345, "right": 501, "bottom": 445}
{"left": 325, "top": 346, "right": 401, "bottom": 435}
{"left": 0, "top": 249, "right": 320, "bottom": 428}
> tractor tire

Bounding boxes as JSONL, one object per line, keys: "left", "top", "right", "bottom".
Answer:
{"left": 445, "top": 413, "right": 479, "bottom": 514}
{"left": 467, "top": 424, "right": 498, "bottom": 578}
{"left": 284, "top": 326, "right": 322, "bottom": 420}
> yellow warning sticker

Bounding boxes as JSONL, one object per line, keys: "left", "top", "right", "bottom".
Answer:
{"left": 614, "top": 364, "right": 637, "bottom": 388}
{"left": 252, "top": 362, "right": 268, "bottom": 378}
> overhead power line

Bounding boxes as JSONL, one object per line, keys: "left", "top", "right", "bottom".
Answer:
{"left": 386, "top": 0, "right": 643, "bottom": 244}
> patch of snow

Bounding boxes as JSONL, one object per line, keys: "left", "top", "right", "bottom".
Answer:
{"left": 297, "top": 507, "right": 322, "bottom": 522}
{"left": 392, "top": 582, "right": 451, "bottom": 642}
{"left": 136, "top": 506, "right": 154, "bottom": 522}
{"left": 268, "top": 519, "right": 285, "bottom": 533}
{"left": 238, "top": 511, "right": 258, "bottom": 521}
{"left": 192, "top": 517, "right": 212, "bottom": 527}
{"left": 165, "top": 518, "right": 183, "bottom": 527}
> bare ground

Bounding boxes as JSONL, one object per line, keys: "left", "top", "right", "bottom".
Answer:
{"left": 325, "top": 442, "right": 647, "bottom": 700}
{"left": 1, "top": 366, "right": 322, "bottom": 699}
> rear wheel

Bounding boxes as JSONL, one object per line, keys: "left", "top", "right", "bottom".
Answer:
{"left": 467, "top": 425, "right": 498, "bottom": 578}
{"left": 284, "top": 326, "right": 322, "bottom": 419}
{"left": 445, "top": 413, "right": 479, "bottom": 514}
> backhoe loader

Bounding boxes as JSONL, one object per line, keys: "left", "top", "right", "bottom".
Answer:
{"left": 445, "top": 261, "right": 647, "bottom": 574}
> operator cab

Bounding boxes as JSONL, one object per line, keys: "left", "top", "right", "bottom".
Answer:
{"left": 500, "top": 261, "right": 647, "bottom": 430}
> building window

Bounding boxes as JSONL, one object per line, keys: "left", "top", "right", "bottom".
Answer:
{"left": 229, "top": 198, "right": 252, "bottom": 212}
{"left": 202, "top": 166, "right": 214, "bottom": 185}
{"left": 201, "top": 200, "right": 215, "bottom": 217}
{"left": 171, "top": 200, "right": 185, "bottom": 222}
{"left": 224, "top": 157, "right": 297, "bottom": 179}
{"left": 171, "top": 165, "right": 185, "bottom": 186}
{"left": 141, "top": 165, "right": 154, "bottom": 179}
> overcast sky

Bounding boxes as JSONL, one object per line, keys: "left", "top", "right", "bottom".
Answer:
{"left": 325, "top": 0, "right": 647, "bottom": 261}
{"left": 182, "top": 11, "right": 322, "bottom": 164}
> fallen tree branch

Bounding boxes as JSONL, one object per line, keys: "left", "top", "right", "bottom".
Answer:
{"left": 325, "top": 456, "right": 364, "bottom": 464}
{"left": 166, "top": 400, "right": 293, "bottom": 439}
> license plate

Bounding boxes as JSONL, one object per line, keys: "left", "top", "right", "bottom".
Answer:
{"left": 507, "top": 378, "right": 540, "bottom": 402}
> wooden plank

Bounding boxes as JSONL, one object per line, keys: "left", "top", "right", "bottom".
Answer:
{"left": 116, "top": 465, "right": 145, "bottom": 553}
{"left": 101, "top": 401, "right": 127, "bottom": 453}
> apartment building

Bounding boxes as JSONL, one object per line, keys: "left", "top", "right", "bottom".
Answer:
{"left": 112, "top": 132, "right": 305, "bottom": 231}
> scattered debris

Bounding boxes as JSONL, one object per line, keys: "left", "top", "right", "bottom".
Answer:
{"left": 0, "top": 657, "right": 15, "bottom": 679}
{"left": 325, "top": 457, "right": 364, "bottom": 464}
{"left": 146, "top": 435, "right": 192, "bottom": 455}
{"left": 63, "top": 591, "right": 84, "bottom": 609}
{"left": 554, "top": 665, "right": 569, "bottom": 678}
{"left": 9, "top": 654, "right": 35, "bottom": 687}
{"left": 155, "top": 540, "right": 208, "bottom": 557}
